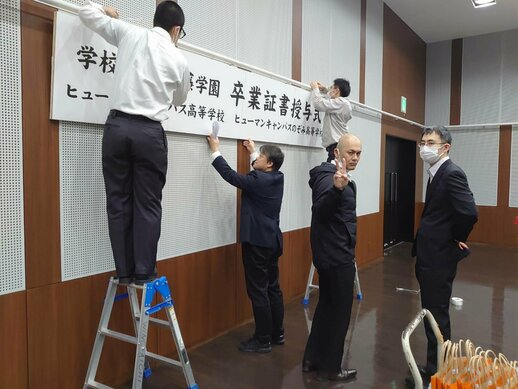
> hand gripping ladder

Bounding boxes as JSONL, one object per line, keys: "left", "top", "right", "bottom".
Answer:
{"left": 84, "top": 276, "right": 198, "bottom": 389}
{"left": 302, "top": 259, "right": 363, "bottom": 305}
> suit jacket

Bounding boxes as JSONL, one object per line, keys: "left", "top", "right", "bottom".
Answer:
{"left": 308, "top": 162, "right": 357, "bottom": 270}
{"left": 212, "top": 155, "right": 284, "bottom": 252}
{"left": 412, "top": 159, "right": 478, "bottom": 268}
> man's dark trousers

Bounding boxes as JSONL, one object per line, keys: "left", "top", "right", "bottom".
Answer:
{"left": 304, "top": 263, "right": 355, "bottom": 372}
{"left": 242, "top": 242, "right": 284, "bottom": 343}
{"left": 416, "top": 263, "right": 457, "bottom": 373}
{"left": 102, "top": 110, "right": 168, "bottom": 278}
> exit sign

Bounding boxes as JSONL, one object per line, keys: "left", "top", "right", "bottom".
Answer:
{"left": 401, "top": 96, "right": 407, "bottom": 114}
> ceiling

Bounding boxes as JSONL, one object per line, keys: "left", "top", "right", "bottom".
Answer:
{"left": 383, "top": 0, "right": 518, "bottom": 43}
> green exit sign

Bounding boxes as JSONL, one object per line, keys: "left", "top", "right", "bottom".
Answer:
{"left": 401, "top": 96, "right": 407, "bottom": 114}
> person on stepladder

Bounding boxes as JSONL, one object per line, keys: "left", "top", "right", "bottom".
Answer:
{"left": 206, "top": 135, "right": 285, "bottom": 354}
{"left": 78, "top": 1, "right": 190, "bottom": 285}
{"left": 406, "top": 126, "right": 478, "bottom": 389}
{"left": 309, "top": 78, "right": 352, "bottom": 163}
{"left": 303, "top": 133, "right": 361, "bottom": 382}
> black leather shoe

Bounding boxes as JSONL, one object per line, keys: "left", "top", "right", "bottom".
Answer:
{"left": 272, "top": 333, "right": 285, "bottom": 345}
{"left": 238, "top": 337, "right": 272, "bottom": 353}
{"left": 316, "top": 369, "right": 357, "bottom": 382}
{"left": 302, "top": 360, "right": 317, "bottom": 373}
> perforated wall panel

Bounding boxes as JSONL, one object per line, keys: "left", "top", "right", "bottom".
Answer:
{"left": 302, "top": 0, "right": 361, "bottom": 101}
{"left": 500, "top": 29, "right": 518, "bottom": 123}
{"left": 0, "top": 0, "right": 25, "bottom": 295}
{"left": 60, "top": 122, "right": 237, "bottom": 280}
{"left": 448, "top": 128, "right": 499, "bottom": 207}
{"left": 58, "top": 0, "right": 154, "bottom": 28}
{"left": 510, "top": 126, "right": 518, "bottom": 208}
{"left": 365, "top": 0, "right": 383, "bottom": 110}
{"left": 425, "top": 41, "right": 451, "bottom": 126}
{"left": 236, "top": 0, "right": 292, "bottom": 78}
{"left": 179, "top": 0, "right": 237, "bottom": 58}
{"left": 157, "top": 134, "right": 237, "bottom": 260}
{"left": 460, "top": 29, "right": 518, "bottom": 125}
{"left": 461, "top": 33, "right": 502, "bottom": 125}
{"left": 278, "top": 145, "right": 326, "bottom": 232}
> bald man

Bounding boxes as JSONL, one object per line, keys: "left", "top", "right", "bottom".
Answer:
{"left": 302, "top": 134, "right": 361, "bottom": 382}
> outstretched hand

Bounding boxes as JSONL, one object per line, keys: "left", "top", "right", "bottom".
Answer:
{"left": 243, "top": 138, "right": 256, "bottom": 154}
{"left": 206, "top": 135, "right": 220, "bottom": 152}
{"left": 333, "top": 158, "right": 349, "bottom": 190}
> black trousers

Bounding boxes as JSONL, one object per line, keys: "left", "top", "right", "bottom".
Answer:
{"left": 304, "top": 264, "right": 355, "bottom": 372}
{"left": 415, "top": 264, "right": 457, "bottom": 373}
{"left": 102, "top": 110, "right": 168, "bottom": 278}
{"left": 241, "top": 242, "right": 284, "bottom": 343}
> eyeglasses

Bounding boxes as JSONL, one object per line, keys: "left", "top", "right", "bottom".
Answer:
{"left": 179, "top": 27, "right": 186, "bottom": 39}
{"left": 418, "top": 141, "right": 445, "bottom": 148}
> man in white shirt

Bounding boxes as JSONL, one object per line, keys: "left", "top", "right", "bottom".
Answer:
{"left": 310, "top": 78, "right": 352, "bottom": 162}
{"left": 79, "top": 1, "right": 190, "bottom": 285}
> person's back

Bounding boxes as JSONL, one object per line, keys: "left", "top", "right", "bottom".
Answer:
{"left": 109, "top": 26, "right": 189, "bottom": 119}
{"left": 78, "top": 1, "right": 190, "bottom": 285}
{"left": 239, "top": 168, "right": 284, "bottom": 249}
{"left": 79, "top": 1, "right": 189, "bottom": 121}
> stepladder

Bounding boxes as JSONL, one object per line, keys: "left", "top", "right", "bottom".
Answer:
{"left": 84, "top": 276, "right": 198, "bottom": 389}
{"left": 302, "top": 259, "right": 363, "bottom": 305}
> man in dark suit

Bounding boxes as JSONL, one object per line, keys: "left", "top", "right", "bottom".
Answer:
{"left": 407, "top": 126, "right": 478, "bottom": 388}
{"left": 207, "top": 135, "right": 285, "bottom": 353}
{"left": 303, "top": 134, "right": 361, "bottom": 382}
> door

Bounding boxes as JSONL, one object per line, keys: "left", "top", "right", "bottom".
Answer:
{"left": 383, "top": 136, "right": 416, "bottom": 248}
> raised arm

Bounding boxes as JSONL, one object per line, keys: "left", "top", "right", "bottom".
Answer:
{"left": 78, "top": 1, "right": 134, "bottom": 47}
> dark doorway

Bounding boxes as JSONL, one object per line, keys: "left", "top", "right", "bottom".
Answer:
{"left": 383, "top": 135, "right": 416, "bottom": 249}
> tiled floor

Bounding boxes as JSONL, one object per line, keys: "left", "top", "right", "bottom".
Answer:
{"left": 120, "top": 242, "right": 518, "bottom": 388}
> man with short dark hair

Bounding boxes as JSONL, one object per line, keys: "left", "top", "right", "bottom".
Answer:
{"left": 303, "top": 133, "right": 360, "bottom": 382}
{"left": 406, "top": 126, "right": 478, "bottom": 388}
{"left": 206, "top": 136, "right": 285, "bottom": 354}
{"left": 79, "top": 1, "right": 190, "bottom": 285}
{"left": 310, "top": 78, "right": 352, "bottom": 162}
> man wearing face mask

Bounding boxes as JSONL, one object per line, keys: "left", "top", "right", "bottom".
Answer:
{"left": 79, "top": 1, "right": 190, "bottom": 285}
{"left": 309, "top": 79, "right": 352, "bottom": 163}
{"left": 406, "top": 126, "right": 478, "bottom": 388}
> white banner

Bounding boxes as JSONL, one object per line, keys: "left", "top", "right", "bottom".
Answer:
{"left": 52, "top": 11, "right": 323, "bottom": 147}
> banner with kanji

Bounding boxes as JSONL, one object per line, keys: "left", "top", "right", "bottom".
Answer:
{"left": 51, "top": 11, "right": 323, "bottom": 147}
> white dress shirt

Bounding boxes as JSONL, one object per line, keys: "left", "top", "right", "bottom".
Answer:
{"left": 310, "top": 88, "right": 352, "bottom": 148}
{"left": 427, "top": 156, "right": 450, "bottom": 182}
{"left": 79, "top": 2, "right": 190, "bottom": 121}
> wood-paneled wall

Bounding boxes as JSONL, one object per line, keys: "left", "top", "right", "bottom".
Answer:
{"left": 381, "top": 4, "right": 427, "bottom": 242}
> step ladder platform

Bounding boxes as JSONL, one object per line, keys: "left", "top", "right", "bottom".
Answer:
{"left": 84, "top": 276, "right": 198, "bottom": 389}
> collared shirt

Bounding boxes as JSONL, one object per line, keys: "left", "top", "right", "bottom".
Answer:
{"left": 427, "top": 156, "right": 450, "bottom": 182}
{"left": 79, "top": 2, "right": 190, "bottom": 122}
{"left": 310, "top": 88, "right": 352, "bottom": 148}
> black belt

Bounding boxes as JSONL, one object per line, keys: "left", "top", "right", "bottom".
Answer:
{"left": 109, "top": 110, "right": 159, "bottom": 123}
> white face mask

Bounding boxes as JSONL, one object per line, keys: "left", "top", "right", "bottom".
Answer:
{"left": 419, "top": 145, "right": 444, "bottom": 165}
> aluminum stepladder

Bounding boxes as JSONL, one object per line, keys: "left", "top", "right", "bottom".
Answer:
{"left": 302, "top": 259, "right": 363, "bottom": 305}
{"left": 84, "top": 276, "right": 198, "bottom": 389}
